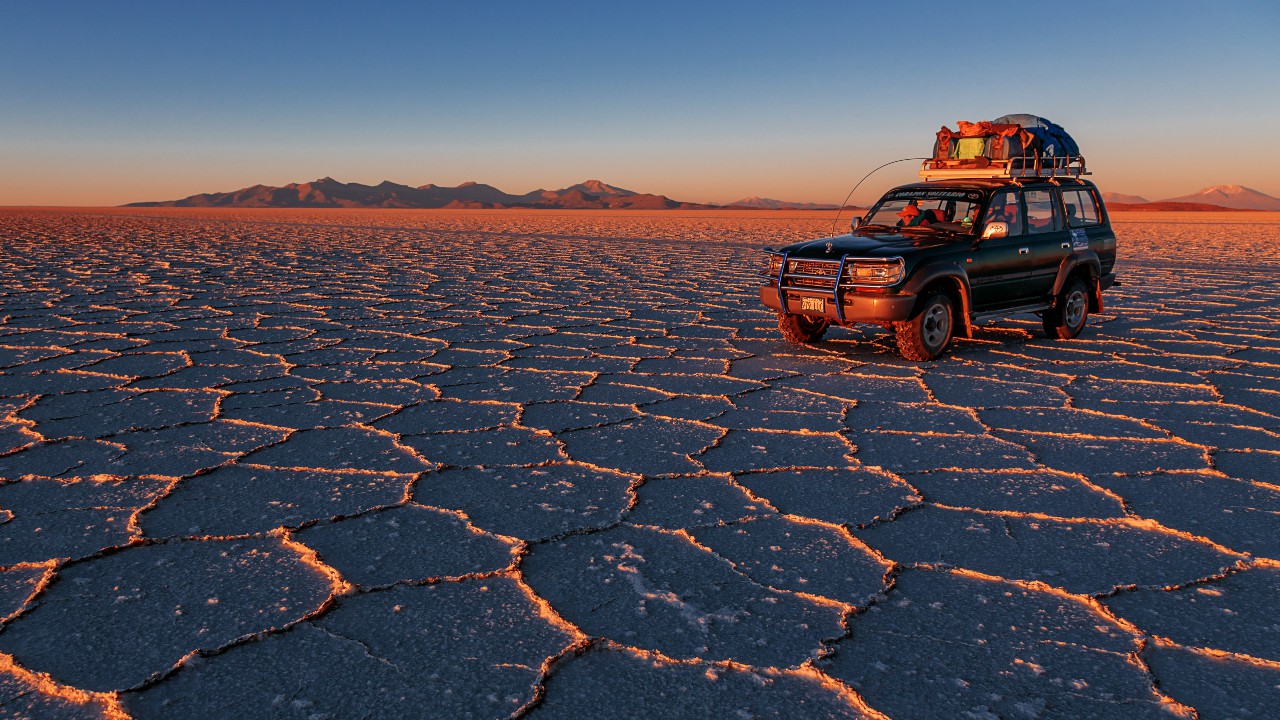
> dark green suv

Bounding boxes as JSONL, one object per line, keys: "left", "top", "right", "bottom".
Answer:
{"left": 760, "top": 175, "right": 1117, "bottom": 360}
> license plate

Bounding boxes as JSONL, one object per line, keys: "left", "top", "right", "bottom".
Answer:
{"left": 801, "top": 297, "right": 826, "bottom": 312}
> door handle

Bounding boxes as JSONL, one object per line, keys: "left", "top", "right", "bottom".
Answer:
{"left": 1018, "top": 248, "right": 1029, "bottom": 255}
{"left": 1061, "top": 242, "right": 1070, "bottom": 249}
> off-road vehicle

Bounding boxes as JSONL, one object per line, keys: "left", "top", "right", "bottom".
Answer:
{"left": 760, "top": 133, "right": 1117, "bottom": 361}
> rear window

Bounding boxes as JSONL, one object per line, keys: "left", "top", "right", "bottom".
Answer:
{"left": 1024, "top": 189, "right": 1061, "bottom": 234}
{"left": 1061, "top": 188, "right": 1101, "bottom": 227}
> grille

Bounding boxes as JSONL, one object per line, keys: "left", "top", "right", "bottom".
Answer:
{"left": 786, "top": 259, "right": 840, "bottom": 289}
{"left": 792, "top": 277, "right": 833, "bottom": 288}
{"left": 788, "top": 260, "right": 839, "bottom": 276}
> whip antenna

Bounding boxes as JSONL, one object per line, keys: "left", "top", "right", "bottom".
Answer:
{"left": 830, "top": 157, "right": 930, "bottom": 237}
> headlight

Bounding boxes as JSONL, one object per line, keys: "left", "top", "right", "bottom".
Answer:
{"left": 845, "top": 260, "right": 904, "bottom": 285}
{"left": 764, "top": 255, "right": 783, "bottom": 276}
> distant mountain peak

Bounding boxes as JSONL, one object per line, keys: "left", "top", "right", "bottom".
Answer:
{"left": 727, "top": 196, "right": 838, "bottom": 210}
{"left": 1162, "top": 184, "right": 1280, "bottom": 210}
{"left": 1101, "top": 192, "right": 1150, "bottom": 204}
{"left": 566, "top": 180, "right": 635, "bottom": 197}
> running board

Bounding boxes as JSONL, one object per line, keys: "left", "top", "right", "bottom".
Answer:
{"left": 971, "top": 302, "right": 1052, "bottom": 324}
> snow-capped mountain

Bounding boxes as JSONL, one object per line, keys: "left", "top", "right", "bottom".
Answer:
{"left": 1160, "top": 185, "right": 1280, "bottom": 211}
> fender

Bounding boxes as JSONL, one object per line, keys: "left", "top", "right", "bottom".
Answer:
{"left": 1051, "top": 251, "right": 1103, "bottom": 312}
{"left": 902, "top": 261, "right": 974, "bottom": 338}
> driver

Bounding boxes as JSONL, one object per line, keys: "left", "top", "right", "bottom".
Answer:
{"left": 897, "top": 200, "right": 940, "bottom": 227}
{"left": 896, "top": 200, "right": 922, "bottom": 227}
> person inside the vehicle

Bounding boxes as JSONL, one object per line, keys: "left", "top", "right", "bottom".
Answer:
{"left": 1066, "top": 203, "right": 1080, "bottom": 227}
{"left": 896, "top": 199, "right": 922, "bottom": 227}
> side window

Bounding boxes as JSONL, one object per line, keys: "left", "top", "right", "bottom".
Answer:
{"left": 1024, "top": 189, "right": 1060, "bottom": 234}
{"left": 1061, "top": 188, "right": 1101, "bottom": 227}
{"left": 982, "top": 189, "right": 1023, "bottom": 236}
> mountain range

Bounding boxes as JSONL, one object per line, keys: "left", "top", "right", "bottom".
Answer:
{"left": 126, "top": 178, "right": 717, "bottom": 210}
{"left": 1103, "top": 185, "right": 1280, "bottom": 211}
{"left": 128, "top": 179, "right": 1280, "bottom": 212}
{"left": 126, "top": 179, "right": 860, "bottom": 210}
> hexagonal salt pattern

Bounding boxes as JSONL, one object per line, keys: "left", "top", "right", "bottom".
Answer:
{"left": 0, "top": 207, "right": 1278, "bottom": 718}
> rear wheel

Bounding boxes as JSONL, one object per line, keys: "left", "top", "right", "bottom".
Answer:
{"left": 894, "top": 293, "right": 954, "bottom": 361}
{"left": 1043, "top": 277, "right": 1089, "bottom": 339}
{"left": 778, "top": 312, "right": 829, "bottom": 344}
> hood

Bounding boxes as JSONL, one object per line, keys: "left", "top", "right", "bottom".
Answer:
{"left": 780, "top": 232, "right": 952, "bottom": 258}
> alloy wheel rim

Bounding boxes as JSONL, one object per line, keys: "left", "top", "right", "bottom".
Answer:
{"left": 922, "top": 303, "right": 950, "bottom": 349}
{"left": 1065, "top": 290, "right": 1086, "bottom": 328}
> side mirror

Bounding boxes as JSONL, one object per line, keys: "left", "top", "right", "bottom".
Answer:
{"left": 981, "top": 222, "right": 1008, "bottom": 240}
{"left": 850, "top": 216, "right": 864, "bottom": 231}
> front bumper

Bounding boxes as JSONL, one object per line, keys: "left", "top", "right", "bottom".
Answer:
{"left": 759, "top": 284, "right": 916, "bottom": 324}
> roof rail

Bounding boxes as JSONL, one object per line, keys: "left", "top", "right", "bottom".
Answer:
{"left": 919, "top": 155, "right": 1088, "bottom": 181}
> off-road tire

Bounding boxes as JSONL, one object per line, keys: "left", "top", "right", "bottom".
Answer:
{"left": 778, "top": 312, "right": 829, "bottom": 344}
{"left": 1043, "top": 276, "right": 1090, "bottom": 340}
{"left": 894, "top": 293, "right": 954, "bottom": 361}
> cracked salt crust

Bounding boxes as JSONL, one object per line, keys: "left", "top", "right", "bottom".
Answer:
{"left": 0, "top": 207, "right": 1277, "bottom": 717}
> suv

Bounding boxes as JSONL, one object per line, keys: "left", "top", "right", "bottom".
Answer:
{"left": 759, "top": 161, "right": 1117, "bottom": 360}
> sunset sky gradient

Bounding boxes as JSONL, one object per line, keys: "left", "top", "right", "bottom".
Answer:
{"left": 3, "top": 0, "right": 1278, "bottom": 206}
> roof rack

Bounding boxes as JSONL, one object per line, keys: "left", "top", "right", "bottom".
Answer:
{"left": 919, "top": 155, "right": 1088, "bottom": 181}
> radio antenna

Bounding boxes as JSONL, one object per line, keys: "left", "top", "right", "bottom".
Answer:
{"left": 830, "top": 157, "right": 931, "bottom": 237}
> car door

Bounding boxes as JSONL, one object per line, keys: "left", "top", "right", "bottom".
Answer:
{"left": 1061, "top": 185, "right": 1113, "bottom": 269}
{"left": 967, "top": 188, "right": 1035, "bottom": 310}
{"left": 1022, "top": 187, "right": 1070, "bottom": 298}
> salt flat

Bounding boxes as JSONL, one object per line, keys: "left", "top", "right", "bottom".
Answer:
{"left": 0, "top": 207, "right": 1278, "bottom": 718}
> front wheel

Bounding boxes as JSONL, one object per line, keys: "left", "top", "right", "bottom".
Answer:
{"left": 894, "top": 293, "right": 954, "bottom": 361}
{"left": 778, "top": 312, "right": 829, "bottom": 344}
{"left": 1043, "top": 277, "right": 1090, "bottom": 339}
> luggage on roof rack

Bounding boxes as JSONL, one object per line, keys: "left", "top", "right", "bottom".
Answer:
{"left": 993, "top": 114, "right": 1079, "bottom": 156}
{"left": 922, "top": 113, "right": 1087, "bottom": 181}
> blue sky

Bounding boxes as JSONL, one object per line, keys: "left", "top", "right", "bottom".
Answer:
{"left": 2, "top": 1, "right": 1277, "bottom": 205}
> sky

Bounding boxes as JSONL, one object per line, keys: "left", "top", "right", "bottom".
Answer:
{"left": 2, "top": 0, "right": 1278, "bottom": 206}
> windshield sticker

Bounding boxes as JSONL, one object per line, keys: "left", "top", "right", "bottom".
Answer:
{"left": 1070, "top": 228, "right": 1088, "bottom": 249}
{"left": 888, "top": 190, "right": 982, "bottom": 201}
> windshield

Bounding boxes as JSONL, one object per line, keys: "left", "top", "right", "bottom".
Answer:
{"left": 861, "top": 189, "right": 985, "bottom": 234}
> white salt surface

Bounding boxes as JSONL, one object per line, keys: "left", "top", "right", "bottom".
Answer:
{"left": 0, "top": 207, "right": 1277, "bottom": 718}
